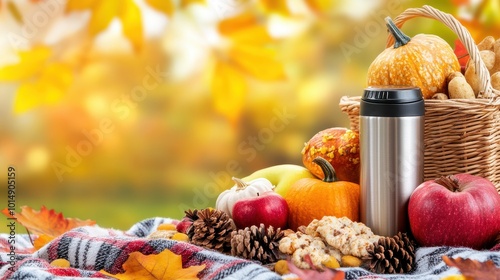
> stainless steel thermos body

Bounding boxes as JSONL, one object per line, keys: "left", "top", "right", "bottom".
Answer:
{"left": 359, "top": 86, "right": 425, "bottom": 237}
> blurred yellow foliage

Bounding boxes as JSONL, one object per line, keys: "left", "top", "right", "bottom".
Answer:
{"left": 0, "top": 46, "right": 73, "bottom": 113}
{"left": 0, "top": 0, "right": 495, "bottom": 229}
{"left": 65, "top": 0, "right": 143, "bottom": 50}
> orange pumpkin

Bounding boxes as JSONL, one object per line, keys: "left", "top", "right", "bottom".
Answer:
{"left": 367, "top": 17, "right": 460, "bottom": 99}
{"left": 284, "top": 157, "right": 360, "bottom": 231}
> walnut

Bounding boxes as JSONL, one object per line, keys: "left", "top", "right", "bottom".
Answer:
{"left": 306, "top": 216, "right": 380, "bottom": 258}
{"left": 279, "top": 232, "right": 341, "bottom": 269}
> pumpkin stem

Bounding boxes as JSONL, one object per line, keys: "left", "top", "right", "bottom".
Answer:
{"left": 385, "top": 16, "right": 411, "bottom": 48}
{"left": 232, "top": 177, "right": 249, "bottom": 191}
{"left": 312, "top": 157, "right": 338, "bottom": 183}
{"left": 435, "top": 175, "right": 461, "bottom": 192}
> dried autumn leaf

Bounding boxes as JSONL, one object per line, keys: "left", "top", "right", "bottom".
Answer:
{"left": 101, "top": 249, "right": 206, "bottom": 280}
{"left": 34, "top": 234, "right": 55, "bottom": 250}
{"left": 454, "top": 39, "right": 469, "bottom": 69}
{"left": 1, "top": 205, "right": 95, "bottom": 237}
{"left": 287, "top": 254, "right": 345, "bottom": 280}
{"left": 442, "top": 255, "right": 500, "bottom": 280}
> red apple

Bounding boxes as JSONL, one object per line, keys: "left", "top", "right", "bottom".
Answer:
{"left": 408, "top": 174, "right": 500, "bottom": 249}
{"left": 232, "top": 191, "right": 289, "bottom": 230}
{"left": 175, "top": 218, "right": 193, "bottom": 234}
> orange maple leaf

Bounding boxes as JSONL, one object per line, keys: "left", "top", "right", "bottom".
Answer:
{"left": 454, "top": 39, "right": 469, "bottom": 70}
{"left": 101, "top": 249, "right": 206, "bottom": 280}
{"left": 443, "top": 255, "right": 500, "bottom": 280}
{"left": 1, "top": 206, "right": 95, "bottom": 237}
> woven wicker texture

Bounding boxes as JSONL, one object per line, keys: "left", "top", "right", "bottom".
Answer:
{"left": 339, "top": 5, "right": 500, "bottom": 192}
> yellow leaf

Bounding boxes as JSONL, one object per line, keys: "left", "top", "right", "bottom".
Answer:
{"left": 66, "top": 0, "right": 143, "bottom": 51}
{"left": 88, "top": 0, "right": 119, "bottom": 36}
{"left": 229, "top": 44, "right": 285, "bottom": 80}
{"left": 7, "top": 1, "right": 23, "bottom": 24}
{"left": 259, "top": 0, "right": 290, "bottom": 15}
{"left": 50, "top": 258, "right": 71, "bottom": 268}
{"left": 441, "top": 275, "right": 471, "bottom": 280}
{"left": 145, "top": 0, "right": 174, "bottom": 16}
{"left": 13, "top": 82, "right": 45, "bottom": 113}
{"left": 42, "top": 63, "right": 73, "bottom": 88}
{"left": 65, "top": 0, "right": 98, "bottom": 12}
{"left": 0, "top": 46, "right": 51, "bottom": 81}
{"left": 211, "top": 61, "right": 246, "bottom": 123}
{"left": 218, "top": 11, "right": 272, "bottom": 44}
{"left": 218, "top": 11, "right": 258, "bottom": 36}
{"left": 180, "top": 0, "right": 205, "bottom": 8}
{"left": 13, "top": 82, "right": 62, "bottom": 113}
{"left": 228, "top": 25, "right": 272, "bottom": 44}
{"left": 305, "top": 0, "right": 335, "bottom": 13}
{"left": 35, "top": 234, "right": 55, "bottom": 250}
{"left": 101, "top": 249, "right": 206, "bottom": 280}
{"left": 12, "top": 63, "right": 73, "bottom": 113}
{"left": 119, "top": 0, "right": 143, "bottom": 51}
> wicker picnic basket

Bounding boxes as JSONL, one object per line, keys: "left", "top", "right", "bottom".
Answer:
{"left": 339, "top": 5, "right": 500, "bottom": 193}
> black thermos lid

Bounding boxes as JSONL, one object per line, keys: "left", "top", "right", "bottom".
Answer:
{"left": 360, "top": 86, "right": 425, "bottom": 117}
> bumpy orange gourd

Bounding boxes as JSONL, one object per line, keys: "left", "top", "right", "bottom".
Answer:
{"left": 285, "top": 157, "right": 360, "bottom": 231}
{"left": 367, "top": 17, "right": 460, "bottom": 99}
{"left": 302, "top": 127, "right": 360, "bottom": 184}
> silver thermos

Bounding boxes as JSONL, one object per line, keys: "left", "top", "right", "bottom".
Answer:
{"left": 359, "top": 86, "right": 425, "bottom": 237}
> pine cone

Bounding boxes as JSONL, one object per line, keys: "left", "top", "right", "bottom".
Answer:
{"left": 230, "top": 223, "right": 284, "bottom": 264}
{"left": 189, "top": 208, "right": 236, "bottom": 253}
{"left": 184, "top": 209, "right": 199, "bottom": 221}
{"left": 183, "top": 209, "right": 199, "bottom": 239}
{"left": 365, "top": 232, "right": 416, "bottom": 274}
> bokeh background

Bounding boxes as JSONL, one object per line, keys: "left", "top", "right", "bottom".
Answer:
{"left": 0, "top": 0, "right": 497, "bottom": 229}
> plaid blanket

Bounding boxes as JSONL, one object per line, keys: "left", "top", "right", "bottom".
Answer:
{"left": 1, "top": 217, "right": 499, "bottom": 279}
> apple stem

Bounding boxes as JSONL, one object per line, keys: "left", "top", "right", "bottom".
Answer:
{"left": 232, "top": 177, "right": 249, "bottom": 191}
{"left": 435, "top": 175, "right": 460, "bottom": 192}
{"left": 312, "top": 157, "right": 338, "bottom": 182}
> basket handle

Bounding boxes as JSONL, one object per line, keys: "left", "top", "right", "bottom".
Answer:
{"left": 386, "top": 5, "right": 498, "bottom": 99}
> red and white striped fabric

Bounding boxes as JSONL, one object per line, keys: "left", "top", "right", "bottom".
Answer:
{"left": 1, "top": 217, "right": 500, "bottom": 279}
{"left": 0, "top": 218, "right": 281, "bottom": 280}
